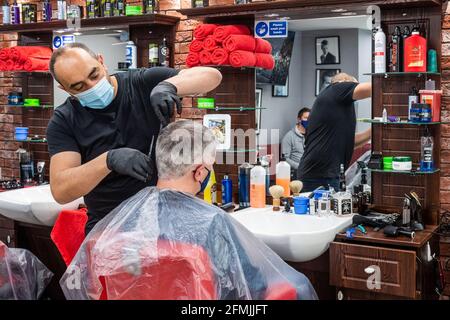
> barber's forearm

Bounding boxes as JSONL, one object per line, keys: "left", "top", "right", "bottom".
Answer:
{"left": 166, "top": 67, "right": 222, "bottom": 96}
{"left": 354, "top": 128, "right": 371, "bottom": 148}
{"left": 50, "top": 153, "right": 111, "bottom": 204}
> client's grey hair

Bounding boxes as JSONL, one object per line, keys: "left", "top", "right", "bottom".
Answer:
{"left": 156, "top": 120, "right": 217, "bottom": 180}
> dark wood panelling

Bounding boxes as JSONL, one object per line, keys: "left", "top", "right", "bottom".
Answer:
{"left": 372, "top": 7, "right": 441, "bottom": 225}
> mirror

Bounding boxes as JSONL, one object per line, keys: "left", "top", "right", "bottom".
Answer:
{"left": 256, "top": 13, "right": 373, "bottom": 168}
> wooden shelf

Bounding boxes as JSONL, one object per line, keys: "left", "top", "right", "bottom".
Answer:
{"left": 335, "top": 224, "right": 438, "bottom": 249}
{"left": 179, "top": 0, "right": 441, "bottom": 18}
{"left": 0, "top": 14, "right": 179, "bottom": 33}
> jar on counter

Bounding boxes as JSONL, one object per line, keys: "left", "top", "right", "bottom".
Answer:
{"left": 7, "top": 91, "right": 23, "bottom": 105}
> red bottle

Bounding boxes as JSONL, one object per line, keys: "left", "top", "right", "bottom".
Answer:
{"left": 404, "top": 28, "right": 427, "bottom": 72}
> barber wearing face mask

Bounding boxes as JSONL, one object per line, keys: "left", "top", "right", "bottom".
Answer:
{"left": 46, "top": 43, "right": 222, "bottom": 234}
{"left": 281, "top": 107, "right": 311, "bottom": 180}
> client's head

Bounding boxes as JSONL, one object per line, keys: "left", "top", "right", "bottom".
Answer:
{"left": 156, "top": 120, "right": 217, "bottom": 195}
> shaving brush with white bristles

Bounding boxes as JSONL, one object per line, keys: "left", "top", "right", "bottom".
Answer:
{"left": 269, "top": 185, "right": 285, "bottom": 211}
{"left": 290, "top": 180, "right": 304, "bottom": 197}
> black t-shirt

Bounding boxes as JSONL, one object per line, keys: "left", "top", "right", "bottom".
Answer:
{"left": 46, "top": 67, "right": 179, "bottom": 233}
{"left": 298, "top": 82, "right": 358, "bottom": 180}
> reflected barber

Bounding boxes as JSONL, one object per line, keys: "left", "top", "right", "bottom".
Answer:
{"left": 46, "top": 43, "right": 222, "bottom": 235}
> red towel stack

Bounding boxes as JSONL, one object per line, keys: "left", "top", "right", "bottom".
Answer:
{"left": 0, "top": 46, "right": 52, "bottom": 72}
{"left": 186, "top": 24, "right": 274, "bottom": 70}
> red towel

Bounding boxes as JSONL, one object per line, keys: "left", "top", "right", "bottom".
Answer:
{"left": 223, "top": 35, "right": 256, "bottom": 52}
{"left": 0, "top": 60, "right": 6, "bottom": 70}
{"left": 186, "top": 52, "right": 200, "bottom": 68}
{"left": 255, "top": 53, "right": 275, "bottom": 70}
{"left": 213, "top": 25, "right": 251, "bottom": 43}
{"left": 50, "top": 208, "right": 88, "bottom": 266}
{"left": 23, "top": 57, "right": 50, "bottom": 72}
{"left": 4, "top": 59, "right": 14, "bottom": 71}
{"left": 229, "top": 50, "right": 256, "bottom": 68}
{"left": 211, "top": 48, "right": 229, "bottom": 65}
{"left": 0, "top": 48, "right": 10, "bottom": 61}
{"left": 13, "top": 61, "right": 23, "bottom": 71}
{"left": 193, "top": 24, "right": 218, "bottom": 40}
{"left": 255, "top": 38, "right": 272, "bottom": 54}
{"left": 203, "top": 35, "right": 219, "bottom": 51}
{"left": 9, "top": 46, "right": 52, "bottom": 65}
{"left": 189, "top": 39, "right": 204, "bottom": 53}
{"left": 199, "top": 50, "right": 212, "bottom": 65}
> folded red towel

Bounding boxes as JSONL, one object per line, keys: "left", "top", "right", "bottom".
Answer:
{"left": 4, "top": 59, "right": 14, "bottom": 71}
{"left": 193, "top": 24, "right": 218, "bottom": 40}
{"left": 255, "top": 53, "right": 275, "bottom": 70}
{"left": 186, "top": 52, "right": 200, "bottom": 68}
{"left": 211, "top": 48, "right": 229, "bottom": 65}
{"left": 13, "top": 61, "right": 23, "bottom": 71}
{"left": 213, "top": 25, "right": 251, "bottom": 43}
{"left": 0, "top": 48, "right": 10, "bottom": 61}
{"left": 203, "top": 35, "right": 219, "bottom": 51}
{"left": 9, "top": 46, "right": 52, "bottom": 64}
{"left": 0, "top": 60, "right": 6, "bottom": 70}
{"left": 23, "top": 57, "right": 50, "bottom": 72}
{"left": 255, "top": 38, "right": 272, "bottom": 54}
{"left": 50, "top": 208, "right": 88, "bottom": 266}
{"left": 199, "top": 50, "right": 212, "bottom": 65}
{"left": 223, "top": 35, "right": 256, "bottom": 52}
{"left": 189, "top": 39, "right": 204, "bottom": 53}
{"left": 229, "top": 50, "right": 256, "bottom": 68}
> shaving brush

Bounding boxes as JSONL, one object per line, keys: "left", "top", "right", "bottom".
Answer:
{"left": 290, "top": 180, "right": 303, "bottom": 197}
{"left": 269, "top": 185, "right": 285, "bottom": 211}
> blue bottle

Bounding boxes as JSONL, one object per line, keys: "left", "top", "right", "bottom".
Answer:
{"left": 43, "top": 0, "right": 52, "bottom": 22}
{"left": 222, "top": 174, "right": 232, "bottom": 205}
{"left": 238, "top": 163, "right": 253, "bottom": 208}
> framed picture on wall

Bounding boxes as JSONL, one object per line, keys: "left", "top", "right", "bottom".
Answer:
{"left": 203, "top": 114, "right": 231, "bottom": 150}
{"left": 272, "top": 76, "right": 289, "bottom": 97}
{"left": 316, "top": 69, "right": 341, "bottom": 96}
{"left": 255, "top": 88, "right": 263, "bottom": 134}
{"left": 315, "top": 36, "right": 340, "bottom": 65}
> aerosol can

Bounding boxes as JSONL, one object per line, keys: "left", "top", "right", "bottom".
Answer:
{"left": 374, "top": 26, "right": 386, "bottom": 73}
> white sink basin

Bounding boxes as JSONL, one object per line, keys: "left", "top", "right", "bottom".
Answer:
{"left": 0, "top": 185, "right": 84, "bottom": 226}
{"left": 230, "top": 204, "right": 354, "bottom": 262}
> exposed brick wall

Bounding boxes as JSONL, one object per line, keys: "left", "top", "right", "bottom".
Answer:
{"left": 442, "top": 1, "right": 450, "bottom": 212}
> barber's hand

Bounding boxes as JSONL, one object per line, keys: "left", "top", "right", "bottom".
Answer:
{"left": 150, "top": 81, "right": 182, "bottom": 127}
{"left": 106, "top": 148, "right": 154, "bottom": 182}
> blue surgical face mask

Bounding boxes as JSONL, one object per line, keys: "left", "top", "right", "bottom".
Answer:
{"left": 74, "top": 76, "right": 114, "bottom": 109}
{"left": 300, "top": 120, "right": 308, "bottom": 128}
{"left": 197, "top": 167, "right": 211, "bottom": 195}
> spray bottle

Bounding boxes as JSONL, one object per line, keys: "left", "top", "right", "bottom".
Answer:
{"left": 276, "top": 154, "right": 291, "bottom": 197}
{"left": 374, "top": 26, "right": 386, "bottom": 73}
{"left": 250, "top": 159, "right": 266, "bottom": 208}
{"left": 2, "top": 1, "right": 10, "bottom": 24}
{"left": 203, "top": 169, "right": 217, "bottom": 205}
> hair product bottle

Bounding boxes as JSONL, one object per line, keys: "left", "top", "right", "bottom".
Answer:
{"left": 250, "top": 160, "right": 266, "bottom": 208}
{"left": 374, "top": 26, "right": 386, "bottom": 73}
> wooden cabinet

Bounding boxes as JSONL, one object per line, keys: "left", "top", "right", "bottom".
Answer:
{"left": 440, "top": 237, "right": 450, "bottom": 296}
{"left": 331, "top": 224, "right": 439, "bottom": 300}
{"left": 330, "top": 242, "right": 416, "bottom": 298}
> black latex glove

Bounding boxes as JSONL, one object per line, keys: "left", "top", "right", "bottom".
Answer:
{"left": 106, "top": 148, "right": 154, "bottom": 182}
{"left": 150, "top": 81, "right": 182, "bottom": 127}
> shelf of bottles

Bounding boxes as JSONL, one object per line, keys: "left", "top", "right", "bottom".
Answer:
{"left": 358, "top": 119, "right": 449, "bottom": 125}
{"left": 368, "top": 168, "right": 440, "bottom": 175}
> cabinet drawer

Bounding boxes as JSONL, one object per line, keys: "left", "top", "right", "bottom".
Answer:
{"left": 0, "top": 228, "right": 16, "bottom": 247}
{"left": 330, "top": 242, "right": 416, "bottom": 299}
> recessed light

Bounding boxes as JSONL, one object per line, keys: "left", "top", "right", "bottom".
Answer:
{"left": 55, "top": 30, "right": 65, "bottom": 33}
{"left": 402, "top": 12, "right": 408, "bottom": 16}
{"left": 73, "top": 32, "right": 82, "bottom": 36}
{"left": 341, "top": 12, "right": 357, "bottom": 16}
{"left": 115, "top": 30, "right": 124, "bottom": 33}
{"left": 331, "top": 8, "right": 347, "bottom": 13}
{"left": 98, "top": 27, "right": 107, "bottom": 30}
{"left": 264, "top": 13, "right": 279, "bottom": 18}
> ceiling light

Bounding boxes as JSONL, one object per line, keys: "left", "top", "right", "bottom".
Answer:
{"left": 55, "top": 30, "right": 65, "bottom": 33}
{"left": 341, "top": 12, "right": 357, "bottom": 16}
{"left": 73, "top": 32, "right": 82, "bottom": 36}
{"left": 331, "top": 8, "right": 347, "bottom": 13}
{"left": 98, "top": 27, "right": 107, "bottom": 30}
{"left": 264, "top": 13, "right": 279, "bottom": 18}
{"left": 115, "top": 30, "right": 124, "bottom": 33}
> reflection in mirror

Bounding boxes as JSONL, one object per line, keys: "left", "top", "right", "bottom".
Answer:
{"left": 256, "top": 14, "right": 372, "bottom": 174}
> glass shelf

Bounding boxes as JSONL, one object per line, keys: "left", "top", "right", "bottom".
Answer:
{"left": 204, "top": 107, "right": 266, "bottom": 111}
{"left": 363, "top": 72, "right": 440, "bottom": 77}
{"left": 369, "top": 168, "right": 440, "bottom": 175}
{"left": 358, "top": 119, "right": 449, "bottom": 125}
{"left": 6, "top": 105, "right": 53, "bottom": 109}
{"left": 16, "top": 138, "right": 47, "bottom": 143}
{"left": 220, "top": 149, "right": 258, "bottom": 153}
